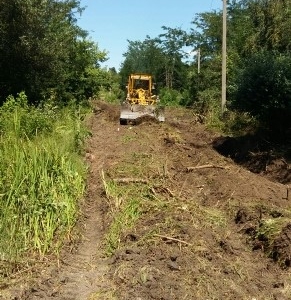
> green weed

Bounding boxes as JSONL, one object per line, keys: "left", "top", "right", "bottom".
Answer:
{"left": 102, "top": 172, "right": 143, "bottom": 255}
{"left": 105, "top": 196, "right": 140, "bottom": 255}
{"left": 0, "top": 94, "right": 88, "bottom": 275}
{"left": 121, "top": 133, "right": 137, "bottom": 143}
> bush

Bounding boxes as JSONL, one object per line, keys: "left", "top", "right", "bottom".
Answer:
{"left": 159, "top": 88, "right": 183, "bottom": 106}
{"left": 232, "top": 51, "right": 291, "bottom": 134}
{"left": 0, "top": 92, "right": 55, "bottom": 138}
{"left": 97, "top": 83, "right": 124, "bottom": 103}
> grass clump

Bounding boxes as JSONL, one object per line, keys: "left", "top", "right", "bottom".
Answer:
{"left": 105, "top": 197, "right": 140, "bottom": 255}
{"left": 102, "top": 171, "right": 142, "bottom": 255}
{"left": 0, "top": 92, "right": 89, "bottom": 275}
{"left": 255, "top": 217, "right": 291, "bottom": 266}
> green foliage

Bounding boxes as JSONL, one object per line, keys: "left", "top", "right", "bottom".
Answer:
{"left": 157, "top": 26, "right": 188, "bottom": 89}
{"left": 159, "top": 88, "right": 183, "bottom": 107}
{"left": 90, "top": 68, "right": 123, "bottom": 102}
{"left": 105, "top": 197, "right": 140, "bottom": 255}
{"left": 1, "top": 91, "right": 28, "bottom": 111}
{"left": 220, "top": 110, "right": 259, "bottom": 136}
{"left": 0, "top": 139, "right": 85, "bottom": 256}
{"left": 101, "top": 171, "right": 141, "bottom": 255}
{"left": 254, "top": 217, "right": 291, "bottom": 267}
{"left": 97, "top": 84, "right": 124, "bottom": 103}
{"left": 120, "top": 29, "right": 189, "bottom": 92}
{"left": 246, "top": 0, "right": 291, "bottom": 53}
{"left": 189, "top": 11, "right": 223, "bottom": 58}
{"left": 232, "top": 51, "right": 291, "bottom": 133}
{"left": 0, "top": 95, "right": 88, "bottom": 274}
{"left": 184, "top": 0, "right": 291, "bottom": 136}
{"left": 119, "top": 38, "right": 166, "bottom": 88}
{"left": 0, "top": 92, "right": 55, "bottom": 138}
{"left": 0, "top": 0, "right": 108, "bottom": 105}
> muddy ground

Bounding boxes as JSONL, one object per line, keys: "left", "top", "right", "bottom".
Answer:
{"left": 2, "top": 102, "right": 291, "bottom": 300}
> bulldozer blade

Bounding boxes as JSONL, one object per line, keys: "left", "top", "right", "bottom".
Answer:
{"left": 120, "top": 103, "right": 165, "bottom": 124}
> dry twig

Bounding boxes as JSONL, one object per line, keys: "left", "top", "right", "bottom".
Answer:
{"left": 152, "top": 186, "right": 174, "bottom": 197}
{"left": 186, "top": 164, "right": 229, "bottom": 172}
{"left": 113, "top": 178, "right": 149, "bottom": 184}
{"left": 154, "top": 234, "right": 192, "bottom": 246}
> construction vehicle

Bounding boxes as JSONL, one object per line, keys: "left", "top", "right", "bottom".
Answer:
{"left": 119, "top": 73, "right": 165, "bottom": 124}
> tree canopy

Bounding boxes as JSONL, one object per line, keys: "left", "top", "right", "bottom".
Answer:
{"left": 0, "top": 0, "right": 108, "bottom": 105}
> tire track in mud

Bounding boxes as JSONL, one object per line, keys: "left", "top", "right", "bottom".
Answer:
{"left": 12, "top": 103, "right": 123, "bottom": 300}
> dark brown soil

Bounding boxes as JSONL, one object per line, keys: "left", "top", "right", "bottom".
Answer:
{"left": 2, "top": 102, "right": 291, "bottom": 300}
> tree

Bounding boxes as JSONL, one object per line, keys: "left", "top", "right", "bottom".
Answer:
{"left": 157, "top": 26, "right": 188, "bottom": 89}
{"left": 225, "top": 0, "right": 291, "bottom": 136}
{"left": 119, "top": 37, "right": 166, "bottom": 90}
{"left": 120, "top": 28, "right": 189, "bottom": 94}
{"left": 246, "top": 0, "right": 291, "bottom": 52}
{"left": 185, "top": 10, "right": 223, "bottom": 107}
{"left": 0, "top": 0, "right": 108, "bottom": 104}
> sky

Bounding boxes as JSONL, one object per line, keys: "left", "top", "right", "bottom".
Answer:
{"left": 77, "top": 0, "right": 222, "bottom": 70}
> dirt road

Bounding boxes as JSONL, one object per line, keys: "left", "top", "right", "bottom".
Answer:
{"left": 5, "top": 102, "right": 291, "bottom": 299}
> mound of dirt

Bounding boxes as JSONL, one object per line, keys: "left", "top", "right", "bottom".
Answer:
{"left": 3, "top": 102, "right": 291, "bottom": 300}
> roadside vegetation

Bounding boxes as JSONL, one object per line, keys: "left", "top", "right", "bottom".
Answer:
{"left": 0, "top": 92, "right": 89, "bottom": 276}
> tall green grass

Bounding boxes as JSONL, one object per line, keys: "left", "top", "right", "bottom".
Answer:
{"left": 0, "top": 93, "right": 88, "bottom": 274}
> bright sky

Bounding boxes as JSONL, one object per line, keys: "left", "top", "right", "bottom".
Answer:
{"left": 77, "top": 0, "right": 222, "bottom": 70}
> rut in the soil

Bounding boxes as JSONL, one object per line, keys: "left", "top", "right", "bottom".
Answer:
{"left": 10, "top": 103, "right": 122, "bottom": 300}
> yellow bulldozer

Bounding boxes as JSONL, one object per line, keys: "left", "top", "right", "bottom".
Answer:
{"left": 119, "top": 73, "right": 165, "bottom": 125}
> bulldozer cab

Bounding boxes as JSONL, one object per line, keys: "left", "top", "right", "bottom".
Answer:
{"left": 133, "top": 78, "right": 149, "bottom": 90}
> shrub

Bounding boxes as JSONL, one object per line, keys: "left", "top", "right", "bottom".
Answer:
{"left": 159, "top": 88, "right": 183, "bottom": 106}
{"left": 232, "top": 51, "right": 291, "bottom": 135}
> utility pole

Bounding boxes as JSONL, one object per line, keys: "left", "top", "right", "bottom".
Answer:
{"left": 197, "top": 47, "right": 201, "bottom": 74}
{"left": 222, "top": 0, "right": 227, "bottom": 114}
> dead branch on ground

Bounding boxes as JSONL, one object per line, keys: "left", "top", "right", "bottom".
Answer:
{"left": 152, "top": 186, "right": 174, "bottom": 197}
{"left": 186, "top": 164, "right": 229, "bottom": 172}
{"left": 113, "top": 178, "right": 149, "bottom": 184}
{"left": 154, "top": 234, "right": 192, "bottom": 246}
